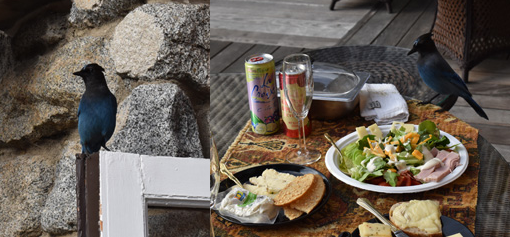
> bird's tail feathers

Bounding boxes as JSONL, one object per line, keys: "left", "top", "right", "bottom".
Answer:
{"left": 463, "top": 96, "right": 489, "bottom": 120}
{"left": 102, "top": 145, "right": 111, "bottom": 151}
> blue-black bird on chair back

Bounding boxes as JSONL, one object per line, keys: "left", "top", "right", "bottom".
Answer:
{"left": 74, "top": 63, "right": 117, "bottom": 154}
{"left": 408, "top": 33, "right": 488, "bottom": 120}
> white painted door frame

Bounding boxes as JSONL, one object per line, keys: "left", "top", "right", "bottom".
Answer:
{"left": 99, "top": 151, "right": 210, "bottom": 237}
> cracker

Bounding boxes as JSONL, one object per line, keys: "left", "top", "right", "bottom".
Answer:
{"left": 283, "top": 206, "right": 304, "bottom": 220}
{"left": 289, "top": 174, "right": 326, "bottom": 214}
{"left": 274, "top": 173, "right": 314, "bottom": 206}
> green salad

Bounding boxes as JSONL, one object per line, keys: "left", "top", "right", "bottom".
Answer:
{"left": 338, "top": 120, "right": 457, "bottom": 187}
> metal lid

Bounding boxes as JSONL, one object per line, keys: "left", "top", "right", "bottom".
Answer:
{"left": 245, "top": 53, "right": 273, "bottom": 64}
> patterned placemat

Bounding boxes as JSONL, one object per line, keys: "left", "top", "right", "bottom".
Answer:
{"left": 212, "top": 100, "right": 479, "bottom": 236}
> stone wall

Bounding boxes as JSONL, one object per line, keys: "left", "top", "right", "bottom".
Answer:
{"left": 0, "top": 0, "right": 210, "bottom": 236}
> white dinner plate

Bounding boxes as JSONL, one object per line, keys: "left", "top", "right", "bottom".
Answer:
{"left": 325, "top": 125, "right": 469, "bottom": 193}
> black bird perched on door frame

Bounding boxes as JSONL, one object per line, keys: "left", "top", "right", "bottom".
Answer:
{"left": 74, "top": 63, "right": 117, "bottom": 154}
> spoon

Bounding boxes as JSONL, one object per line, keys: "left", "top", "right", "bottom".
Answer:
{"left": 220, "top": 162, "right": 243, "bottom": 188}
{"left": 324, "top": 133, "right": 343, "bottom": 164}
{"left": 356, "top": 198, "right": 409, "bottom": 237}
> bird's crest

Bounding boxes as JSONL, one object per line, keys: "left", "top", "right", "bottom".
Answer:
{"left": 414, "top": 33, "right": 433, "bottom": 46}
{"left": 82, "top": 63, "right": 105, "bottom": 72}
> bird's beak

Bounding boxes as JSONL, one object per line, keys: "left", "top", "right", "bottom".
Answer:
{"left": 407, "top": 47, "right": 417, "bottom": 56}
{"left": 73, "top": 70, "right": 84, "bottom": 77}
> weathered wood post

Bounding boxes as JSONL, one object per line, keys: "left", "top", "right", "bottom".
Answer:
{"left": 76, "top": 153, "right": 100, "bottom": 237}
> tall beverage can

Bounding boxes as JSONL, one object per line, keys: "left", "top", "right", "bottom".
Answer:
{"left": 279, "top": 69, "right": 311, "bottom": 138}
{"left": 245, "top": 53, "right": 280, "bottom": 135}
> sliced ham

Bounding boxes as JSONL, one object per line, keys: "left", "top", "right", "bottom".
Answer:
{"left": 422, "top": 165, "right": 451, "bottom": 182}
{"left": 414, "top": 150, "right": 461, "bottom": 182}
{"left": 430, "top": 147, "right": 439, "bottom": 157}
{"left": 415, "top": 167, "right": 436, "bottom": 182}
{"left": 435, "top": 150, "right": 450, "bottom": 162}
{"left": 415, "top": 159, "right": 443, "bottom": 182}
{"left": 443, "top": 152, "right": 460, "bottom": 171}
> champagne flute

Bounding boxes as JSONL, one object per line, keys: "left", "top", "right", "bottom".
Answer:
{"left": 281, "top": 54, "right": 321, "bottom": 164}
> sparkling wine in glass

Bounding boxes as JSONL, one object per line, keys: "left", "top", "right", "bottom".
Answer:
{"left": 281, "top": 54, "right": 321, "bottom": 164}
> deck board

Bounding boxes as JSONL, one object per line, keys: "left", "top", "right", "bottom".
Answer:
{"left": 271, "top": 46, "right": 305, "bottom": 63}
{"left": 448, "top": 58, "right": 510, "bottom": 74}
{"left": 343, "top": 0, "right": 411, "bottom": 45}
{"left": 211, "top": 28, "right": 344, "bottom": 49}
{"left": 211, "top": 0, "right": 377, "bottom": 48}
{"left": 210, "top": 41, "right": 231, "bottom": 58}
{"left": 455, "top": 93, "right": 510, "bottom": 111}
{"left": 493, "top": 144, "right": 510, "bottom": 162}
{"left": 372, "top": 0, "right": 434, "bottom": 46}
{"left": 450, "top": 105, "right": 510, "bottom": 127}
{"left": 471, "top": 123, "right": 510, "bottom": 147}
{"left": 210, "top": 42, "right": 254, "bottom": 73}
{"left": 397, "top": 1, "right": 437, "bottom": 48}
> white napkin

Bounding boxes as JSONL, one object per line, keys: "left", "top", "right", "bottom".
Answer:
{"left": 360, "top": 83, "right": 409, "bottom": 125}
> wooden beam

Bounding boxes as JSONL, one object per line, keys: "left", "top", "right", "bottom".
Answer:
{"left": 76, "top": 154, "right": 86, "bottom": 237}
{"left": 76, "top": 153, "right": 100, "bottom": 237}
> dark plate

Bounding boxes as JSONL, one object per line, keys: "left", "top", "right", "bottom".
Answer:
{"left": 351, "top": 214, "right": 474, "bottom": 237}
{"left": 214, "top": 164, "right": 332, "bottom": 227}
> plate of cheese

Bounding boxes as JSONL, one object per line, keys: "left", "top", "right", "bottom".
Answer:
{"left": 214, "top": 164, "right": 332, "bottom": 226}
{"left": 352, "top": 200, "right": 474, "bottom": 237}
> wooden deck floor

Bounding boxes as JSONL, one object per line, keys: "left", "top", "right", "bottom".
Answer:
{"left": 211, "top": 0, "right": 377, "bottom": 49}
{"left": 210, "top": 0, "right": 510, "bottom": 162}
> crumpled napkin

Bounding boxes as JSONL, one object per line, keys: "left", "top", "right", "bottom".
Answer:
{"left": 360, "top": 83, "right": 409, "bottom": 125}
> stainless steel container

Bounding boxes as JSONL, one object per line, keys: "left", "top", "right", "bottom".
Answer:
{"left": 309, "top": 62, "right": 369, "bottom": 120}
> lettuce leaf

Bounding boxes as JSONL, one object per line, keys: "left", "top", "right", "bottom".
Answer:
{"left": 410, "top": 167, "right": 421, "bottom": 176}
{"left": 391, "top": 127, "right": 407, "bottom": 140}
{"left": 429, "top": 135, "right": 451, "bottom": 149}
{"left": 418, "top": 120, "right": 440, "bottom": 138}
{"left": 350, "top": 166, "right": 383, "bottom": 182}
{"left": 383, "top": 170, "right": 398, "bottom": 187}
{"left": 343, "top": 142, "right": 366, "bottom": 166}
{"left": 357, "top": 135, "right": 376, "bottom": 150}
{"left": 370, "top": 157, "right": 387, "bottom": 171}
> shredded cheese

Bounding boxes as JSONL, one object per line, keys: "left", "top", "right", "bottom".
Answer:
{"left": 412, "top": 149, "right": 423, "bottom": 160}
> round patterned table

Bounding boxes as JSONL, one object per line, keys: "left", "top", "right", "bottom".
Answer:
{"left": 210, "top": 45, "right": 510, "bottom": 237}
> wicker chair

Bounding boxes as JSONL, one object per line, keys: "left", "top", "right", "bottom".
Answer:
{"left": 431, "top": 0, "right": 510, "bottom": 82}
